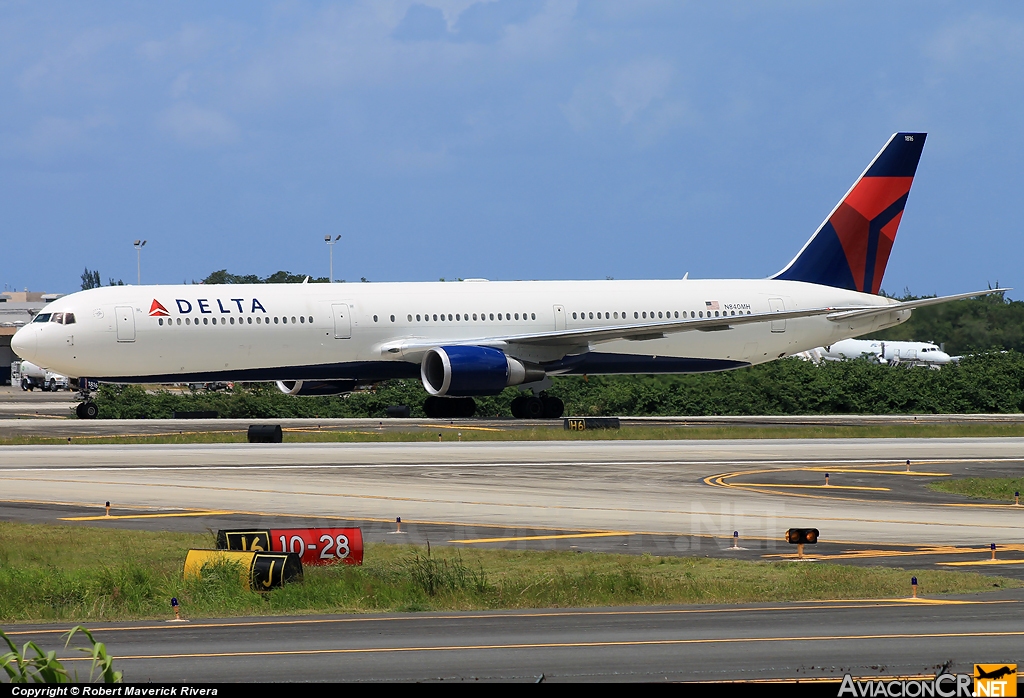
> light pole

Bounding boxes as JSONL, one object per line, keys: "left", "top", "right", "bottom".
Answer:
{"left": 133, "top": 240, "right": 147, "bottom": 284}
{"left": 325, "top": 235, "right": 340, "bottom": 282}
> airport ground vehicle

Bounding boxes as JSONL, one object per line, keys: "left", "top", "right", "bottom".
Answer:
{"left": 11, "top": 133, "right": 1006, "bottom": 419}
{"left": 11, "top": 359, "right": 70, "bottom": 391}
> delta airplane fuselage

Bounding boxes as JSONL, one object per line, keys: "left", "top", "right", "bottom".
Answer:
{"left": 11, "top": 131, "right": 1004, "bottom": 417}
{"left": 12, "top": 278, "right": 905, "bottom": 385}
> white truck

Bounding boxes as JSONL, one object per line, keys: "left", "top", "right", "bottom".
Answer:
{"left": 11, "top": 360, "right": 70, "bottom": 391}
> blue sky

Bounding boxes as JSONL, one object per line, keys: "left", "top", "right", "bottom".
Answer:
{"left": 2, "top": 1, "right": 1022, "bottom": 296}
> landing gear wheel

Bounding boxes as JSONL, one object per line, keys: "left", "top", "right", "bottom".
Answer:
{"left": 522, "top": 396, "right": 544, "bottom": 419}
{"left": 77, "top": 402, "right": 99, "bottom": 419}
{"left": 423, "top": 396, "right": 476, "bottom": 419}
{"left": 541, "top": 396, "right": 564, "bottom": 419}
{"left": 510, "top": 396, "right": 526, "bottom": 419}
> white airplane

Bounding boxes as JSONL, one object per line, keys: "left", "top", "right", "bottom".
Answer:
{"left": 796, "top": 338, "right": 954, "bottom": 368}
{"left": 12, "top": 132, "right": 1006, "bottom": 419}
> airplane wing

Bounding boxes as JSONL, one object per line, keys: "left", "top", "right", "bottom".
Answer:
{"left": 826, "top": 288, "right": 1009, "bottom": 322}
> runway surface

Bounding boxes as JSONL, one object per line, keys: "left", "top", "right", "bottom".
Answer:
{"left": 4, "top": 431, "right": 1024, "bottom": 682}
{"left": 1, "top": 438, "right": 1023, "bottom": 549}
{"left": 6, "top": 593, "right": 1022, "bottom": 682}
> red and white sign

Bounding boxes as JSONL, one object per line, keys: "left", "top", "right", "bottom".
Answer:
{"left": 268, "top": 528, "right": 363, "bottom": 566}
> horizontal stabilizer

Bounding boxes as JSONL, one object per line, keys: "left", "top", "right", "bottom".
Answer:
{"left": 827, "top": 288, "right": 1010, "bottom": 322}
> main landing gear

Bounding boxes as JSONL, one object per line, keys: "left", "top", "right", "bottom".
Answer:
{"left": 510, "top": 394, "right": 563, "bottom": 419}
{"left": 423, "top": 396, "right": 477, "bottom": 419}
{"left": 74, "top": 377, "right": 99, "bottom": 419}
{"left": 422, "top": 394, "right": 564, "bottom": 420}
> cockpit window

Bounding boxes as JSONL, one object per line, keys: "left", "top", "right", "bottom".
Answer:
{"left": 33, "top": 314, "right": 51, "bottom": 323}
{"left": 51, "top": 313, "right": 64, "bottom": 324}
{"left": 64, "top": 313, "right": 76, "bottom": 325}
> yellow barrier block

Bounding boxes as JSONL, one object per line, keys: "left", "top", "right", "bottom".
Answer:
{"left": 183, "top": 549, "right": 302, "bottom": 590}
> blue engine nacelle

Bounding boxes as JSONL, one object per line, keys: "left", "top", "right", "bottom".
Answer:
{"left": 420, "top": 346, "right": 544, "bottom": 397}
{"left": 276, "top": 380, "right": 357, "bottom": 396}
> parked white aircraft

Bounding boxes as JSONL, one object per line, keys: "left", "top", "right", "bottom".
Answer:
{"left": 11, "top": 132, "right": 1006, "bottom": 419}
{"left": 796, "top": 338, "right": 954, "bottom": 368}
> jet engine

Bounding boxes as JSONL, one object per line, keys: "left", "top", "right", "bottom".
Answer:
{"left": 276, "top": 380, "right": 357, "bottom": 396}
{"left": 420, "top": 346, "right": 544, "bottom": 397}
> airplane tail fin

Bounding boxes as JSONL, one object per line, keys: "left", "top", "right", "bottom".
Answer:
{"left": 772, "top": 132, "right": 926, "bottom": 294}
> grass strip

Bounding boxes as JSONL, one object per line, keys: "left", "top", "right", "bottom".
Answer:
{"left": 5, "top": 422, "right": 1024, "bottom": 446}
{"left": 928, "top": 477, "right": 1024, "bottom": 502}
{"left": 0, "top": 522, "right": 1014, "bottom": 623}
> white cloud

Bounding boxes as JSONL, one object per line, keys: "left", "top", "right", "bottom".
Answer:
{"left": 561, "top": 57, "right": 683, "bottom": 138}
{"left": 157, "top": 103, "right": 238, "bottom": 147}
{"left": 608, "top": 58, "right": 674, "bottom": 124}
{"left": 924, "top": 13, "right": 1024, "bottom": 65}
{"left": 9, "top": 113, "right": 114, "bottom": 159}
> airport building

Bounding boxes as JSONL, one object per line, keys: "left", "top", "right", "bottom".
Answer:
{"left": 0, "top": 290, "right": 62, "bottom": 384}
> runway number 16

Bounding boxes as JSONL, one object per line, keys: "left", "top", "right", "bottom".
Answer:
{"left": 319, "top": 534, "right": 351, "bottom": 560}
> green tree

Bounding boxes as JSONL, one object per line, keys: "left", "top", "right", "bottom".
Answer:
{"left": 80, "top": 269, "right": 101, "bottom": 290}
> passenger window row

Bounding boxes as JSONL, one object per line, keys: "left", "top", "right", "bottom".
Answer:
{"left": 372, "top": 312, "right": 539, "bottom": 323}
{"left": 571, "top": 309, "right": 754, "bottom": 321}
{"left": 158, "top": 316, "right": 313, "bottom": 326}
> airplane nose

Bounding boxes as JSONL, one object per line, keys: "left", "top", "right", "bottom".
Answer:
{"left": 11, "top": 325, "right": 36, "bottom": 362}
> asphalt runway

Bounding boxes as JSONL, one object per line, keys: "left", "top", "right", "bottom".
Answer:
{"left": 3, "top": 433, "right": 1024, "bottom": 682}
{"left": 2, "top": 439, "right": 1023, "bottom": 546}
{"left": 6, "top": 593, "right": 1022, "bottom": 682}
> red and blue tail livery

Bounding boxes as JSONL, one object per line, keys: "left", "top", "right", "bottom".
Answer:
{"left": 773, "top": 132, "right": 926, "bottom": 294}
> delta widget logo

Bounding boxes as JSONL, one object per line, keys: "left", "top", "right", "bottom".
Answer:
{"left": 149, "top": 300, "right": 170, "bottom": 317}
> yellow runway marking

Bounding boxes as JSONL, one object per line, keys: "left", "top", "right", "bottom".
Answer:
{"left": 54, "top": 629, "right": 1024, "bottom": 662}
{"left": 703, "top": 466, "right": 1019, "bottom": 508}
{"left": 60, "top": 510, "right": 232, "bottom": 521}
{"left": 764, "top": 544, "right": 1024, "bottom": 561}
{"left": 450, "top": 532, "right": 635, "bottom": 544}
{"left": 937, "top": 559, "right": 1024, "bottom": 567}
{"left": 803, "top": 468, "right": 950, "bottom": 477}
{"left": 8, "top": 600, "right": 1006, "bottom": 636}
{"left": 734, "top": 483, "right": 891, "bottom": 492}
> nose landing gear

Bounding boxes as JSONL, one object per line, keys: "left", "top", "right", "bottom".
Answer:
{"left": 75, "top": 402, "right": 99, "bottom": 419}
{"left": 74, "top": 377, "right": 99, "bottom": 419}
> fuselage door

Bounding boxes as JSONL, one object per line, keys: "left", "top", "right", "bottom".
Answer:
{"left": 115, "top": 306, "right": 136, "bottom": 342}
{"left": 332, "top": 303, "right": 351, "bottom": 339}
{"left": 768, "top": 298, "right": 786, "bottom": 333}
{"left": 553, "top": 305, "right": 566, "bottom": 331}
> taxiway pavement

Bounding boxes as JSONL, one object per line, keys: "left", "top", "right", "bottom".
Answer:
{"left": 6, "top": 593, "right": 1021, "bottom": 682}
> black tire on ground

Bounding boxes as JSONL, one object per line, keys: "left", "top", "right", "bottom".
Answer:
{"left": 21, "top": 378, "right": 29, "bottom": 391}
{"left": 75, "top": 403, "right": 86, "bottom": 419}
{"left": 457, "top": 397, "right": 477, "bottom": 418}
{"left": 83, "top": 402, "right": 99, "bottom": 419}
{"left": 523, "top": 396, "right": 544, "bottom": 419}
{"left": 510, "top": 395, "right": 526, "bottom": 419}
{"left": 424, "top": 396, "right": 476, "bottom": 419}
{"left": 49, "top": 379, "right": 57, "bottom": 392}
{"left": 541, "top": 396, "right": 564, "bottom": 419}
